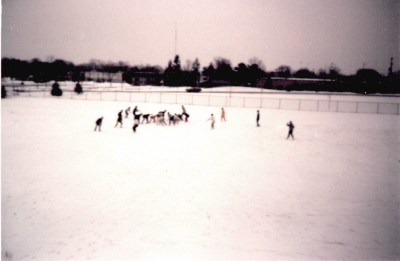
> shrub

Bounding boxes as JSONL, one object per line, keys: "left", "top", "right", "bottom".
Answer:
{"left": 74, "top": 82, "right": 83, "bottom": 94}
{"left": 51, "top": 82, "right": 63, "bottom": 96}
{"left": 1, "top": 85, "right": 7, "bottom": 98}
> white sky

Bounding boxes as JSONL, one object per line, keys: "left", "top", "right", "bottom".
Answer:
{"left": 1, "top": 0, "right": 399, "bottom": 75}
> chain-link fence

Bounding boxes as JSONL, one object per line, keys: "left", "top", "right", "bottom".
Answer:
{"left": 3, "top": 83, "right": 399, "bottom": 115}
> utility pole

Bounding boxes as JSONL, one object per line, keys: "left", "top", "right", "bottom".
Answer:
{"left": 174, "top": 22, "right": 177, "bottom": 57}
{"left": 388, "top": 57, "right": 393, "bottom": 76}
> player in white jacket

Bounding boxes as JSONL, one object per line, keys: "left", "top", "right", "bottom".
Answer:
{"left": 208, "top": 114, "right": 215, "bottom": 129}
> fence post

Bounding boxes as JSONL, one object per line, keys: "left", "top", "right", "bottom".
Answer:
{"left": 328, "top": 95, "right": 331, "bottom": 111}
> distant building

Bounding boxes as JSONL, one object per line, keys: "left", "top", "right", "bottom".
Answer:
{"left": 126, "top": 72, "right": 163, "bottom": 86}
{"left": 200, "top": 75, "right": 209, "bottom": 84}
{"left": 199, "top": 78, "right": 232, "bottom": 87}
{"left": 84, "top": 71, "right": 123, "bottom": 83}
{"left": 257, "top": 77, "right": 332, "bottom": 89}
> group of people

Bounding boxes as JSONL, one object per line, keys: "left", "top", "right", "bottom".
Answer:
{"left": 95, "top": 106, "right": 295, "bottom": 139}
{"left": 207, "top": 107, "right": 295, "bottom": 139}
{"left": 94, "top": 105, "right": 191, "bottom": 133}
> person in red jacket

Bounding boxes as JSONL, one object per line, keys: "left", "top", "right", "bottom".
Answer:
{"left": 220, "top": 107, "right": 226, "bottom": 122}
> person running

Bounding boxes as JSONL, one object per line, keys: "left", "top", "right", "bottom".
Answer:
{"left": 286, "top": 121, "right": 295, "bottom": 139}
{"left": 208, "top": 114, "right": 216, "bottom": 129}
{"left": 220, "top": 107, "right": 226, "bottom": 122}
{"left": 114, "top": 110, "right": 123, "bottom": 128}
{"left": 94, "top": 117, "right": 103, "bottom": 131}
{"left": 256, "top": 110, "right": 260, "bottom": 127}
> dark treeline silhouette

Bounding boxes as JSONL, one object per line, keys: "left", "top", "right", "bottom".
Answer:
{"left": 2, "top": 56, "right": 399, "bottom": 94}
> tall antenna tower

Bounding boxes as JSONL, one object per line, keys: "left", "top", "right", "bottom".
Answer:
{"left": 174, "top": 22, "right": 177, "bottom": 56}
{"left": 388, "top": 57, "right": 393, "bottom": 76}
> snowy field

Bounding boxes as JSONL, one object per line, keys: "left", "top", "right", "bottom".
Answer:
{"left": 2, "top": 95, "right": 399, "bottom": 260}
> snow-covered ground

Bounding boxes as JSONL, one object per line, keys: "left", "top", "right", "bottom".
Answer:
{"left": 2, "top": 95, "right": 399, "bottom": 260}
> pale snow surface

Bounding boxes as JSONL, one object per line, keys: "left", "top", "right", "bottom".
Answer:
{"left": 2, "top": 96, "right": 399, "bottom": 260}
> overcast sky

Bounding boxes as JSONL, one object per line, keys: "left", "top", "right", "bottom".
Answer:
{"left": 2, "top": 0, "right": 399, "bottom": 75}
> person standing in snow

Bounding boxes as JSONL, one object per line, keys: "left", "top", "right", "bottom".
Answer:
{"left": 286, "top": 121, "right": 295, "bottom": 139}
{"left": 133, "top": 111, "right": 142, "bottom": 122}
{"left": 133, "top": 106, "right": 139, "bottom": 116}
{"left": 208, "top": 114, "right": 215, "bottom": 129}
{"left": 94, "top": 117, "right": 103, "bottom": 131}
{"left": 114, "top": 110, "right": 123, "bottom": 128}
{"left": 125, "top": 107, "right": 131, "bottom": 119}
{"left": 220, "top": 107, "right": 226, "bottom": 122}
{"left": 256, "top": 110, "right": 260, "bottom": 127}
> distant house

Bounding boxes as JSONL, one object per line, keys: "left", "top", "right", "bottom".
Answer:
{"left": 199, "top": 75, "right": 209, "bottom": 84}
{"left": 84, "top": 71, "right": 123, "bottom": 83}
{"left": 199, "top": 78, "right": 232, "bottom": 87}
{"left": 126, "top": 72, "right": 163, "bottom": 86}
{"left": 257, "top": 77, "right": 331, "bottom": 89}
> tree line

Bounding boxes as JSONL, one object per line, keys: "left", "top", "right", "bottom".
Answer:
{"left": 2, "top": 56, "right": 399, "bottom": 94}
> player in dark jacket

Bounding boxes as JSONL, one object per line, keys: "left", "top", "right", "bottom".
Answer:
{"left": 132, "top": 119, "right": 139, "bottom": 133}
{"left": 182, "top": 105, "right": 190, "bottom": 122}
{"left": 114, "top": 110, "right": 123, "bottom": 128}
{"left": 94, "top": 117, "right": 103, "bottom": 131}
{"left": 286, "top": 121, "right": 295, "bottom": 139}
{"left": 132, "top": 110, "right": 142, "bottom": 133}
